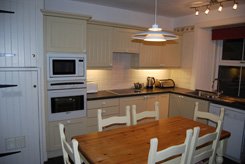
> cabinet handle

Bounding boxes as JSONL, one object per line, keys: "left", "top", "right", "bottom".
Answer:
{"left": 102, "top": 102, "right": 106, "bottom": 105}
{"left": 240, "top": 61, "right": 245, "bottom": 64}
{"left": 178, "top": 95, "right": 184, "bottom": 98}
{"left": 144, "top": 96, "right": 148, "bottom": 99}
{"left": 102, "top": 110, "right": 106, "bottom": 113}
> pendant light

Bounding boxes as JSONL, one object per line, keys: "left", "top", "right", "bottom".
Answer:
{"left": 132, "top": 0, "right": 178, "bottom": 42}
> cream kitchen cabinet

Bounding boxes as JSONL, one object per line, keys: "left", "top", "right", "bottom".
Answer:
{"left": 0, "top": 0, "right": 41, "bottom": 67}
{"left": 169, "top": 94, "right": 209, "bottom": 123}
{"left": 135, "top": 37, "right": 182, "bottom": 68}
{"left": 87, "top": 98, "right": 120, "bottom": 132}
{"left": 139, "top": 42, "right": 165, "bottom": 67}
{"left": 112, "top": 28, "right": 140, "bottom": 53}
{"left": 45, "top": 15, "right": 87, "bottom": 53}
{"left": 120, "top": 94, "right": 168, "bottom": 123}
{"left": 87, "top": 24, "right": 113, "bottom": 67}
{"left": 47, "top": 117, "right": 87, "bottom": 158}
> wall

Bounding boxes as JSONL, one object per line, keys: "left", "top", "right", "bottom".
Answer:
{"left": 44, "top": 0, "right": 174, "bottom": 30}
{"left": 87, "top": 53, "right": 170, "bottom": 90}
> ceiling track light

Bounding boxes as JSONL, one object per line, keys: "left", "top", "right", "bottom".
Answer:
{"left": 190, "top": 0, "right": 239, "bottom": 16}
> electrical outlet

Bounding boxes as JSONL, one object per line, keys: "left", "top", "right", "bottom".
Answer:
{"left": 5, "top": 138, "right": 16, "bottom": 150}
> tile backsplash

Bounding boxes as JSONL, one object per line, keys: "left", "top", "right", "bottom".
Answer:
{"left": 87, "top": 53, "right": 170, "bottom": 90}
{"left": 87, "top": 53, "right": 193, "bottom": 90}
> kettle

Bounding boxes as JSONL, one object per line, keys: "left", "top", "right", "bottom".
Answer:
{"left": 146, "top": 77, "right": 155, "bottom": 89}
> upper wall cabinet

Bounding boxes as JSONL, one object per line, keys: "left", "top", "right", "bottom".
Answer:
{"left": 0, "top": 0, "right": 40, "bottom": 67}
{"left": 112, "top": 28, "right": 140, "bottom": 54}
{"left": 87, "top": 24, "right": 113, "bottom": 67}
{"left": 45, "top": 15, "right": 87, "bottom": 53}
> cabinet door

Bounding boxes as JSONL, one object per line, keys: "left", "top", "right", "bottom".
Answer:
{"left": 112, "top": 28, "right": 140, "bottom": 53}
{"left": 0, "top": 0, "right": 38, "bottom": 67}
{"left": 162, "top": 37, "right": 182, "bottom": 67}
{"left": 169, "top": 94, "right": 209, "bottom": 120}
{"left": 157, "top": 94, "right": 169, "bottom": 119}
{"left": 47, "top": 117, "right": 87, "bottom": 152}
{"left": 45, "top": 16, "right": 86, "bottom": 53}
{"left": 139, "top": 42, "right": 165, "bottom": 67}
{"left": 87, "top": 24, "right": 113, "bottom": 67}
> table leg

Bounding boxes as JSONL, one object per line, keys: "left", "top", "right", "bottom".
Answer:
{"left": 216, "top": 139, "right": 228, "bottom": 164}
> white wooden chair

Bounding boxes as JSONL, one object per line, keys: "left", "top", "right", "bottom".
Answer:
{"left": 59, "top": 123, "right": 82, "bottom": 164}
{"left": 132, "top": 101, "right": 160, "bottom": 125}
{"left": 148, "top": 129, "right": 193, "bottom": 164}
{"left": 191, "top": 102, "right": 225, "bottom": 164}
{"left": 97, "top": 105, "right": 131, "bottom": 132}
{"left": 187, "top": 125, "right": 222, "bottom": 164}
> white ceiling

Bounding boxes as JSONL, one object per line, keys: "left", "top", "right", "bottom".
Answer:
{"left": 72, "top": 0, "right": 244, "bottom": 17}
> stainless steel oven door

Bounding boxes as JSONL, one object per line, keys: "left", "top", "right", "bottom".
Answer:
{"left": 48, "top": 88, "right": 86, "bottom": 121}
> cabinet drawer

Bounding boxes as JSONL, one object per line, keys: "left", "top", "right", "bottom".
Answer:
{"left": 87, "top": 98, "right": 119, "bottom": 109}
{"left": 87, "top": 106, "right": 119, "bottom": 117}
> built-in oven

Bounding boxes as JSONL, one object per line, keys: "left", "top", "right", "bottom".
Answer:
{"left": 47, "top": 81, "right": 87, "bottom": 121}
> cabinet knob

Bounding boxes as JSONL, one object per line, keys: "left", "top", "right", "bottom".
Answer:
{"left": 33, "top": 85, "right": 37, "bottom": 88}
{"left": 32, "top": 54, "right": 36, "bottom": 58}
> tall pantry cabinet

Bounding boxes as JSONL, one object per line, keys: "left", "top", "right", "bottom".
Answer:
{"left": 0, "top": 0, "right": 44, "bottom": 164}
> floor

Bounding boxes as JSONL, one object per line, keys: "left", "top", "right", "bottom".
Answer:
{"left": 44, "top": 156, "right": 239, "bottom": 164}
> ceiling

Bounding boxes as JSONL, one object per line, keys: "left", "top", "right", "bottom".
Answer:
{"left": 72, "top": 0, "right": 244, "bottom": 17}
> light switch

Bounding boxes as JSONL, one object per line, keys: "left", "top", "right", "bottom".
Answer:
{"left": 5, "top": 138, "right": 15, "bottom": 150}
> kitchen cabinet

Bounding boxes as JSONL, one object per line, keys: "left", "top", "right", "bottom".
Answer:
{"left": 45, "top": 15, "right": 87, "bottom": 53}
{"left": 120, "top": 94, "right": 168, "bottom": 124}
{"left": 0, "top": 0, "right": 40, "bottom": 67}
{"left": 87, "top": 24, "right": 113, "bottom": 67}
{"left": 112, "top": 28, "right": 140, "bottom": 53}
{"left": 169, "top": 94, "right": 209, "bottom": 122}
{"left": 163, "top": 38, "right": 182, "bottom": 67}
{"left": 47, "top": 117, "right": 87, "bottom": 158}
{"left": 0, "top": 69, "right": 40, "bottom": 163}
{"left": 87, "top": 98, "right": 120, "bottom": 132}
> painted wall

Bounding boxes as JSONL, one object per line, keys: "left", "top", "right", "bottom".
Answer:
{"left": 44, "top": 0, "right": 174, "bottom": 30}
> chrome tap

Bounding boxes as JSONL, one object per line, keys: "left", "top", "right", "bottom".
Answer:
{"left": 212, "top": 78, "right": 223, "bottom": 97}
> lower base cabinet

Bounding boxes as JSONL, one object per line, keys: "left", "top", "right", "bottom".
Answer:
{"left": 87, "top": 98, "right": 120, "bottom": 132}
{"left": 169, "top": 94, "right": 209, "bottom": 123}
{"left": 47, "top": 117, "right": 87, "bottom": 158}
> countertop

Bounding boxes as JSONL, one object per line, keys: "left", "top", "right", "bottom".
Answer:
{"left": 87, "top": 87, "right": 245, "bottom": 110}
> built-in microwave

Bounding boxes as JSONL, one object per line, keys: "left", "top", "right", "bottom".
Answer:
{"left": 47, "top": 52, "right": 86, "bottom": 81}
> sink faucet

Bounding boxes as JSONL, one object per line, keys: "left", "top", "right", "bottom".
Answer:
{"left": 212, "top": 78, "right": 223, "bottom": 97}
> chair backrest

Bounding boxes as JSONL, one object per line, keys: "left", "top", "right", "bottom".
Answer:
{"left": 193, "top": 102, "right": 224, "bottom": 123}
{"left": 193, "top": 102, "right": 224, "bottom": 164}
{"left": 148, "top": 129, "right": 193, "bottom": 164}
{"left": 97, "top": 105, "right": 131, "bottom": 132}
{"left": 59, "top": 123, "right": 82, "bottom": 164}
{"left": 132, "top": 101, "right": 160, "bottom": 125}
{"left": 187, "top": 125, "right": 221, "bottom": 164}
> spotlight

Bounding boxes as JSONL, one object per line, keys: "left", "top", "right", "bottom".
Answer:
{"left": 195, "top": 8, "right": 199, "bottom": 16}
{"left": 218, "top": 3, "right": 223, "bottom": 12}
{"left": 205, "top": 6, "right": 210, "bottom": 15}
{"left": 233, "top": 1, "right": 238, "bottom": 9}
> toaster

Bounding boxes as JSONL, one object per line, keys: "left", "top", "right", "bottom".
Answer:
{"left": 87, "top": 81, "right": 98, "bottom": 93}
{"left": 155, "top": 79, "right": 175, "bottom": 88}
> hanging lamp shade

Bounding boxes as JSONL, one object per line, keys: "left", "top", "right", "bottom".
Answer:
{"left": 132, "top": 0, "right": 178, "bottom": 42}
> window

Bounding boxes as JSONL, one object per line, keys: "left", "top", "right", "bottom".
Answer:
{"left": 216, "top": 38, "right": 245, "bottom": 98}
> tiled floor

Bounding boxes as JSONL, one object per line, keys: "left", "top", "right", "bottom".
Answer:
{"left": 44, "top": 156, "right": 239, "bottom": 164}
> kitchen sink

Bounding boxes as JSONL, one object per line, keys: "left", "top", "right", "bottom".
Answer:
{"left": 187, "top": 90, "right": 235, "bottom": 103}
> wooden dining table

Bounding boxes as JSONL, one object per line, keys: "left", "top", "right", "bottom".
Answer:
{"left": 73, "top": 116, "right": 230, "bottom": 164}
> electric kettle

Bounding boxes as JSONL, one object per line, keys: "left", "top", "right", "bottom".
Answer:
{"left": 146, "top": 77, "right": 155, "bottom": 88}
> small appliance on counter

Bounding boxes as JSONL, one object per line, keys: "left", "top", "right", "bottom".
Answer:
{"left": 155, "top": 79, "right": 175, "bottom": 88}
{"left": 146, "top": 77, "right": 155, "bottom": 89}
{"left": 87, "top": 81, "right": 98, "bottom": 93}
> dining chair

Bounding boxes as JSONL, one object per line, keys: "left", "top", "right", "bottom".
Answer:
{"left": 193, "top": 102, "right": 224, "bottom": 164}
{"left": 97, "top": 105, "right": 131, "bottom": 131}
{"left": 59, "top": 123, "right": 83, "bottom": 164}
{"left": 132, "top": 101, "right": 159, "bottom": 125}
{"left": 187, "top": 125, "right": 222, "bottom": 164}
{"left": 148, "top": 129, "right": 193, "bottom": 164}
